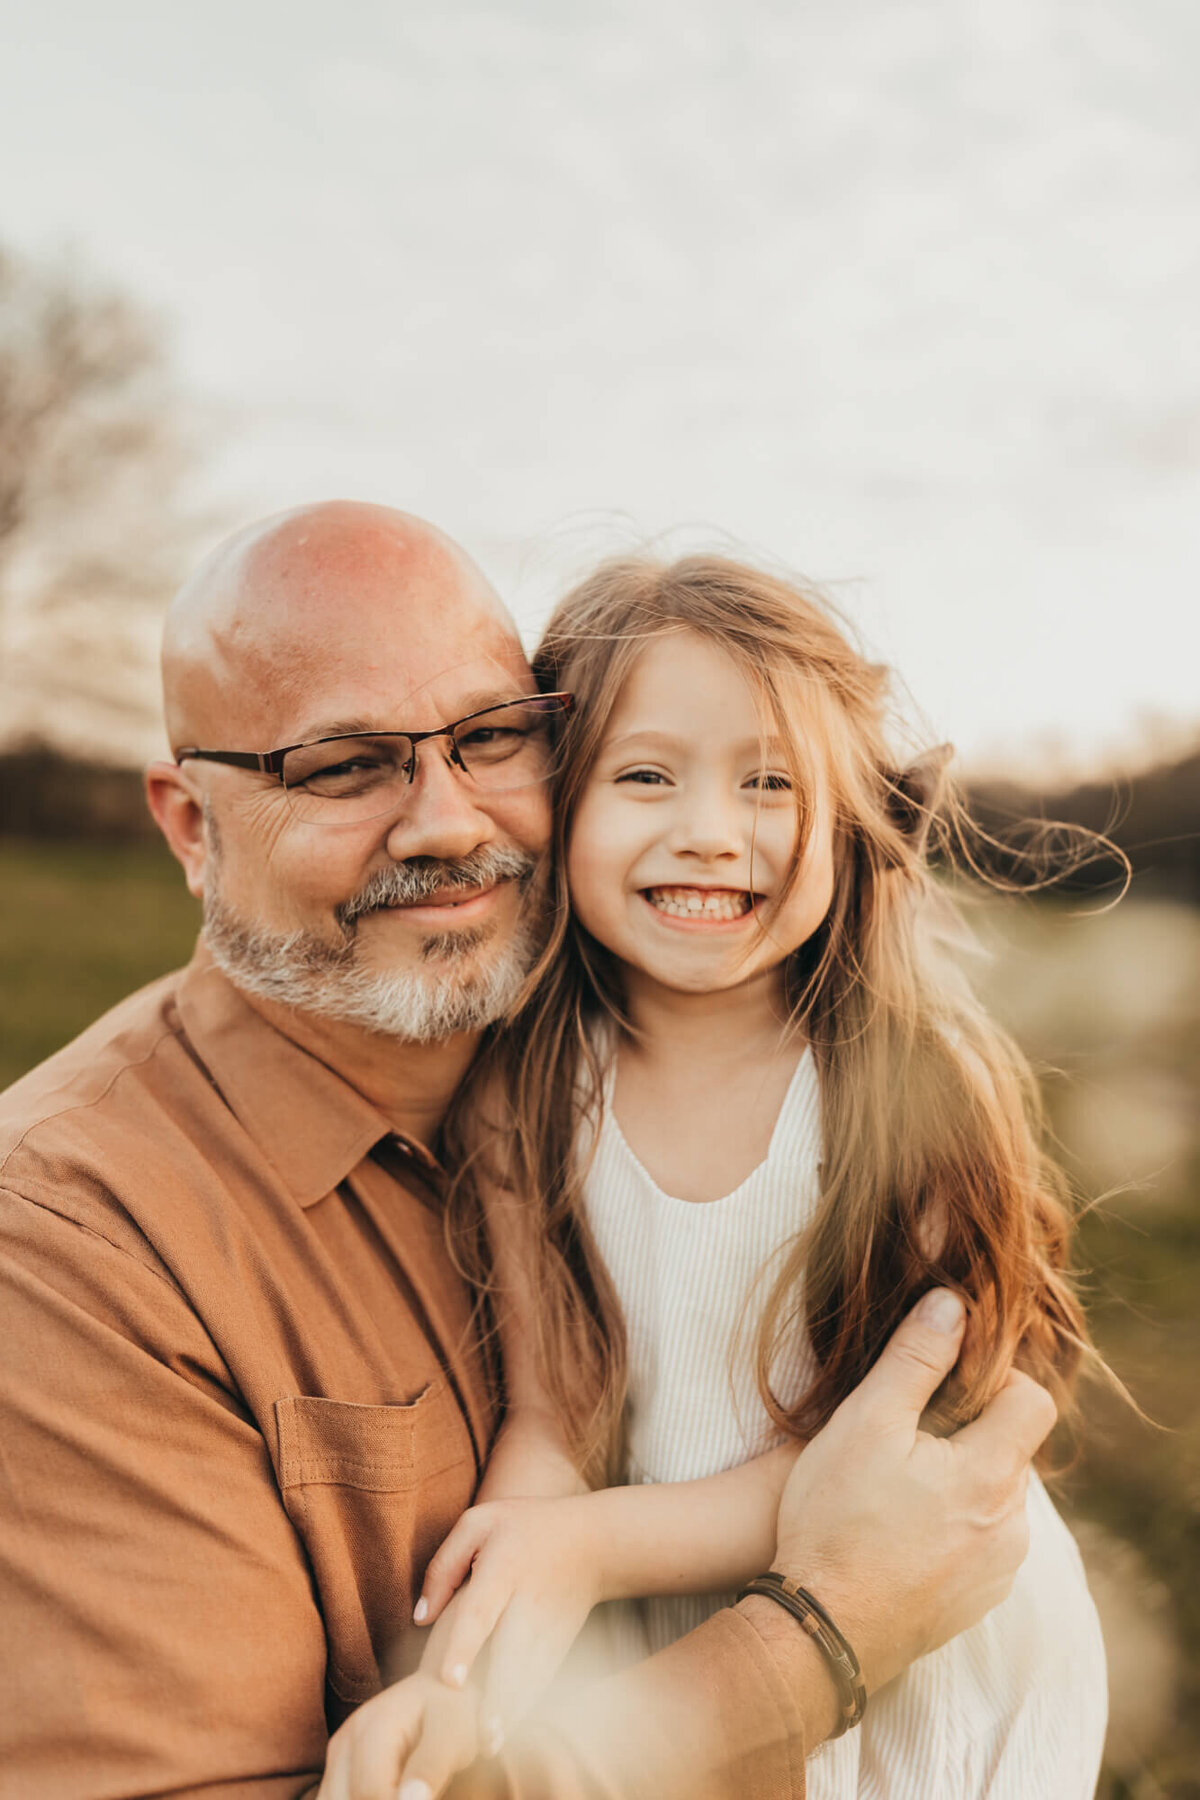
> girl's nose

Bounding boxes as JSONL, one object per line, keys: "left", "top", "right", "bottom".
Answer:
{"left": 666, "top": 789, "right": 745, "bottom": 861}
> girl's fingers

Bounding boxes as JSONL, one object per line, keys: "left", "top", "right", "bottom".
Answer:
{"left": 416, "top": 1510, "right": 491, "bottom": 1625}
{"left": 347, "top": 1707, "right": 414, "bottom": 1800}
{"left": 438, "top": 1569, "right": 514, "bottom": 1688}
{"left": 480, "top": 1597, "right": 582, "bottom": 1740}
{"left": 314, "top": 1735, "right": 351, "bottom": 1800}
{"left": 395, "top": 1692, "right": 480, "bottom": 1800}
{"left": 323, "top": 1679, "right": 426, "bottom": 1800}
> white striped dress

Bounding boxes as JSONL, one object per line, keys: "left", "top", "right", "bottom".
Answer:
{"left": 583, "top": 1046, "right": 1108, "bottom": 1798}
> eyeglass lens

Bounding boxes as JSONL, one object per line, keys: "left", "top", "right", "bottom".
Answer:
{"left": 280, "top": 700, "right": 561, "bottom": 823}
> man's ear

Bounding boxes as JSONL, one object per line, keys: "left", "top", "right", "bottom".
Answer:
{"left": 145, "top": 762, "right": 208, "bottom": 898}
{"left": 884, "top": 743, "right": 954, "bottom": 853}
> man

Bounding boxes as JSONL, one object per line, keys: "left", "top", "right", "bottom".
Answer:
{"left": 0, "top": 501, "right": 1055, "bottom": 1799}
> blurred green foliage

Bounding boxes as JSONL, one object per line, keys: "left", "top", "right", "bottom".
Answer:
{"left": 0, "top": 838, "right": 199, "bottom": 1087}
{"left": 975, "top": 895, "right": 1200, "bottom": 1798}
{"left": 0, "top": 843, "right": 1196, "bottom": 1793}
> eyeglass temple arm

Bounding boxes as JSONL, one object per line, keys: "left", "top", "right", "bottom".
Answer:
{"left": 175, "top": 749, "right": 284, "bottom": 774}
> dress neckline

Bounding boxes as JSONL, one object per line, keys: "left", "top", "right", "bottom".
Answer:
{"left": 604, "top": 1044, "right": 817, "bottom": 1209}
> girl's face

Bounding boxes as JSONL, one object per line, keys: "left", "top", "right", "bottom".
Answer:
{"left": 566, "top": 632, "right": 836, "bottom": 1001}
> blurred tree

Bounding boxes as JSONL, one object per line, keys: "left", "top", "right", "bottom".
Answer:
{"left": 969, "top": 746, "right": 1200, "bottom": 907}
{"left": 0, "top": 244, "right": 203, "bottom": 767}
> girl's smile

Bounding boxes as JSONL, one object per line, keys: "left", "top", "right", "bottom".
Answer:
{"left": 641, "top": 885, "right": 757, "bottom": 925}
{"left": 567, "top": 631, "right": 836, "bottom": 1003}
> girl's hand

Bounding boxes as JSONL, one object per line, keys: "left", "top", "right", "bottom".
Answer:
{"left": 414, "top": 1495, "right": 605, "bottom": 1738}
{"left": 317, "top": 1669, "right": 478, "bottom": 1800}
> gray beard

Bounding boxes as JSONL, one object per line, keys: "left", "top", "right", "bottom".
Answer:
{"left": 203, "top": 843, "right": 543, "bottom": 1044}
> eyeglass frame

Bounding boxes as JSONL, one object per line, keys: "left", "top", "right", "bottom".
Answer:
{"left": 173, "top": 690, "right": 576, "bottom": 789}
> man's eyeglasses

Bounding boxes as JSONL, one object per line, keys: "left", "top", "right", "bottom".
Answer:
{"left": 175, "top": 692, "right": 575, "bottom": 826}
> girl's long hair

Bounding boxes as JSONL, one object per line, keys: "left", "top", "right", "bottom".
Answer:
{"left": 446, "top": 552, "right": 1105, "bottom": 1487}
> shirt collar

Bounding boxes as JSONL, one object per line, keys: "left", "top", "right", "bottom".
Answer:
{"left": 175, "top": 944, "right": 442, "bottom": 1207}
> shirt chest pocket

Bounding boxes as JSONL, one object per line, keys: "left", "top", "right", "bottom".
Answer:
{"left": 273, "top": 1382, "right": 478, "bottom": 1707}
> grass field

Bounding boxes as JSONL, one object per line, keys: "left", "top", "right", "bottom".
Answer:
{"left": 0, "top": 838, "right": 201, "bottom": 1088}
{"left": 1, "top": 840, "right": 1197, "bottom": 1794}
{"left": 971, "top": 895, "right": 1200, "bottom": 1798}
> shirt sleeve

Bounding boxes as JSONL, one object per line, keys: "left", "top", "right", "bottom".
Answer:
{"left": 434, "top": 1602, "right": 816, "bottom": 1800}
{"left": 0, "top": 1187, "right": 330, "bottom": 1797}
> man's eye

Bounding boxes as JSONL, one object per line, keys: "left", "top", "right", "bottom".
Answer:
{"left": 320, "top": 756, "right": 379, "bottom": 778}
{"left": 298, "top": 753, "right": 393, "bottom": 794}
{"left": 459, "top": 726, "right": 523, "bottom": 748}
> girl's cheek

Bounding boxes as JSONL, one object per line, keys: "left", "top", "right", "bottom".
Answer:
{"left": 563, "top": 814, "right": 606, "bottom": 923}
{"left": 567, "top": 792, "right": 620, "bottom": 879}
{"left": 565, "top": 864, "right": 613, "bottom": 955}
{"left": 565, "top": 807, "right": 634, "bottom": 947}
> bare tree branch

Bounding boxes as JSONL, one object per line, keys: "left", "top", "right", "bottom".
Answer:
{"left": 0, "top": 245, "right": 207, "bottom": 763}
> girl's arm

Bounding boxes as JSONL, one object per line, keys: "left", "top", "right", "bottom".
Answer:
{"left": 423, "top": 1440, "right": 797, "bottom": 1630}
{"left": 567, "top": 1440, "right": 799, "bottom": 1598}
{"left": 475, "top": 1405, "right": 587, "bottom": 1502}
{"left": 363, "top": 1449, "right": 801, "bottom": 1798}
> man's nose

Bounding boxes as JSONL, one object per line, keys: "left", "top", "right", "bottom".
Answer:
{"left": 382, "top": 739, "right": 497, "bottom": 863}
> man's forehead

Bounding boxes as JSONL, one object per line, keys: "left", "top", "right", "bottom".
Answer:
{"left": 237, "top": 501, "right": 492, "bottom": 596}
{"left": 163, "top": 501, "right": 530, "bottom": 749}
{"left": 286, "top": 661, "right": 537, "bottom": 745}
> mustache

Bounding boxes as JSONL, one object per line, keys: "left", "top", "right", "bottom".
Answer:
{"left": 335, "top": 845, "right": 539, "bottom": 931}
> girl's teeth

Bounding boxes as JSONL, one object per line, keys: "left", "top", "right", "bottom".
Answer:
{"left": 646, "top": 887, "right": 751, "bottom": 920}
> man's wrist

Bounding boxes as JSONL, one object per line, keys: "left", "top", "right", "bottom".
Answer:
{"left": 739, "top": 1574, "right": 866, "bottom": 1736}
{"left": 735, "top": 1592, "right": 844, "bottom": 1748}
{"left": 771, "top": 1550, "right": 869, "bottom": 1685}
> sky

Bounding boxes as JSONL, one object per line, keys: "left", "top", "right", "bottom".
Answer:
{"left": 1, "top": 0, "right": 1197, "bottom": 773}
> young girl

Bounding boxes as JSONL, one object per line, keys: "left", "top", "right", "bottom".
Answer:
{"left": 382, "top": 554, "right": 1107, "bottom": 1797}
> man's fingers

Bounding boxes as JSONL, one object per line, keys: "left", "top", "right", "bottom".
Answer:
{"left": 416, "top": 1512, "right": 489, "bottom": 1626}
{"left": 953, "top": 1367, "right": 1058, "bottom": 1471}
{"left": 852, "top": 1288, "right": 966, "bottom": 1426}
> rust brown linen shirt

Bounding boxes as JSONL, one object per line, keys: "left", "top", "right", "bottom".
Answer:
{"left": 0, "top": 947, "right": 813, "bottom": 1799}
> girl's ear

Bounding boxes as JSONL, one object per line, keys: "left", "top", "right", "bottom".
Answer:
{"left": 884, "top": 743, "right": 954, "bottom": 851}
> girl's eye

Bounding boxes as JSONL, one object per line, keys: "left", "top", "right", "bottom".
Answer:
{"left": 615, "top": 767, "right": 669, "bottom": 786}
{"left": 747, "top": 771, "right": 793, "bottom": 793}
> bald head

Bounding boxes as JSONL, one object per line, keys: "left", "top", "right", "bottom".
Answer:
{"left": 163, "top": 501, "right": 520, "bottom": 752}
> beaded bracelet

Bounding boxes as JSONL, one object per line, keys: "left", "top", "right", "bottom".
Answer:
{"left": 736, "top": 1571, "right": 867, "bottom": 1737}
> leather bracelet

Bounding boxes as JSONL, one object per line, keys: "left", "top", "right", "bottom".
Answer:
{"left": 737, "top": 1571, "right": 867, "bottom": 1737}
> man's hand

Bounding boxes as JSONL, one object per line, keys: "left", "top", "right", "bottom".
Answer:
{"left": 766, "top": 1288, "right": 1056, "bottom": 1698}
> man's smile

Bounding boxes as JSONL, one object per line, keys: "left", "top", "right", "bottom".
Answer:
{"left": 367, "top": 880, "right": 507, "bottom": 925}
{"left": 333, "top": 845, "right": 540, "bottom": 939}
